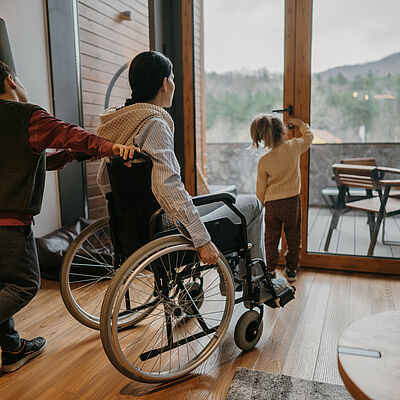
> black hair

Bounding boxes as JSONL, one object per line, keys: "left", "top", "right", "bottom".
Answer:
{"left": 0, "top": 60, "right": 15, "bottom": 94}
{"left": 125, "top": 51, "right": 173, "bottom": 106}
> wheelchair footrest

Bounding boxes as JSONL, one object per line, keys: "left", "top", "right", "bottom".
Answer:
{"left": 264, "top": 286, "right": 296, "bottom": 309}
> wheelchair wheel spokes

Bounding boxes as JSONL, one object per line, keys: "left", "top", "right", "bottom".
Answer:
{"left": 113, "top": 269, "right": 160, "bottom": 328}
{"left": 101, "top": 235, "right": 234, "bottom": 383}
{"left": 60, "top": 217, "right": 117, "bottom": 329}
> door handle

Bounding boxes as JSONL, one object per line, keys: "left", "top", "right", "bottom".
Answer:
{"left": 272, "top": 105, "right": 293, "bottom": 116}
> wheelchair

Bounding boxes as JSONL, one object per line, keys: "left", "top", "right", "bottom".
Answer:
{"left": 61, "top": 153, "right": 296, "bottom": 383}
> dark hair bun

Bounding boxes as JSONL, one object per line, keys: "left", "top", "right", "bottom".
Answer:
{"left": 125, "top": 51, "right": 173, "bottom": 106}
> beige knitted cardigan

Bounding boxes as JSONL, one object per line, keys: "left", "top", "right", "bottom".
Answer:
{"left": 96, "top": 102, "right": 174, "bottom": 145}
{"left": 96, "top": 102, "right": 174, "bottom": 197}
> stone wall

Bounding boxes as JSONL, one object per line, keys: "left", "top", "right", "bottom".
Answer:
{"left": 207, "top": 143, "right": 400, "bottom": 206}
{"left": 207, "top": 143, "right": 261, "bottom": 195}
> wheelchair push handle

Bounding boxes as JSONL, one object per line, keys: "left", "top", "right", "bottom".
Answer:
{"left": 75, "top": 151, "right": 148, "bottom": 163}
{"left": 75, "top": 152, "right": 95, "bottom": 162}
{"left": 111, "top": 151, "right": 151, "bottom": 165}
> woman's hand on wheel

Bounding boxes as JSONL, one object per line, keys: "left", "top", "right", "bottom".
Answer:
{"left": 198, "top": 241, "right": 219, "bottom": 265}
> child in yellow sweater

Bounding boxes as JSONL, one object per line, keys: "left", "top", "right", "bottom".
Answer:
{"left": 251, "top": 115, "right": 313, "bottom": 281}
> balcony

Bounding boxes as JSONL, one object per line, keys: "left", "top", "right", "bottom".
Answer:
{"left": 206, "top": 142, "right": 400, "bottom": 259}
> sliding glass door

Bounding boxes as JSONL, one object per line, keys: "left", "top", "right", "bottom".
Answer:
{"left": 302, "top": 0, "right": 400, "bottom": 273}
{"left": 197, "top": 0, "right": 399, "bottom": 273}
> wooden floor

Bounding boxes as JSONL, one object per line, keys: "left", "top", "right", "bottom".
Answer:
{"left": 308, "top": 207, "right": 400, "bottom": 258}
{"left": 1, "top": 270, "right": 399, "bottom": 399}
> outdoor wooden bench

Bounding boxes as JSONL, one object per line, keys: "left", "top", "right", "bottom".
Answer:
{"left": 321, "top": 157, "right": 378, "bottom": 209}
{"left": 321, "top": 186, "right": 375, "bottom": 209}
{"left": 324, "top": 164, "right": 400, "bottom": 256}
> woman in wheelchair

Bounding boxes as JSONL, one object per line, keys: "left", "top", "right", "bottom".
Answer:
{"left": 96, "top": 51, "right": 267, "bottom": 268}
{"left": 62, "top": 51, "right": 296, "bottom": 383}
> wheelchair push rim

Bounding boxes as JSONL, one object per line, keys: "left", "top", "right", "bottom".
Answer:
{"left": 100, "top": 235, "right": 235, "bottom": 383}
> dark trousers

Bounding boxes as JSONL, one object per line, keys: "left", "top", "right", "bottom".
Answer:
{"left": 0, "top": 226, "right": 40, "bottom": 351}
{"left": 264, "top": 195, "right": 301, "bottom": 271}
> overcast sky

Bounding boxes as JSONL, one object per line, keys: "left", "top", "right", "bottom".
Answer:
{"left": 204, "top": 0, "right": 400, "bottom": 74}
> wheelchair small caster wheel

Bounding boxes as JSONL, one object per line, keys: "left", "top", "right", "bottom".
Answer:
{"left": 234, "top": 310, "right": 263, "bottom": 351}
{"left": 178, "top": 282, "right": 204, "bottom": 315}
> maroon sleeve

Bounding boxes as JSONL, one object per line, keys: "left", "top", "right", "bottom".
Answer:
{"left": 28, "top": 109, "right": 114, "bottom": 157}
{"left": 45, "top": 149, "right": 76, "bottom": 171}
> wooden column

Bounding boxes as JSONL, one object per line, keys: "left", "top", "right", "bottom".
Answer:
{"left": 150, "top": 0, "right": 197, "bottom": 195}
{"left": 294, "top": 0, "right": 313, "bottom": 263}
{"left": 278, "top": 0, "right": 297, "bottom": 264}
{"left": 181, "top": 0, "right": 196, "bottom": 195}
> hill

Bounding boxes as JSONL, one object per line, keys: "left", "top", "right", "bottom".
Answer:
{"left": 205, "top": 52, "right": 400, "bottom": 143}
{"left": 317, "top": 52, "right": 400, "bottom": 82}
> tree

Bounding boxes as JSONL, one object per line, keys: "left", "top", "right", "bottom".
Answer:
{"left": 336, "top": 72, "right": 347, "bottom": 85}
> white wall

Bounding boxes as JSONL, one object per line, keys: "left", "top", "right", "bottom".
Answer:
{"left": 1, "top": 0, "right": 61, "bottom": 236}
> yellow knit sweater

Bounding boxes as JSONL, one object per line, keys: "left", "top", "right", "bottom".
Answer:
{"left": 256, "top": 123, "right": 313, "bottom": 203}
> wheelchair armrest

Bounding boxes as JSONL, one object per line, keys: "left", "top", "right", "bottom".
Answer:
{"left": 192, "top": 192, "right": 236, "bottom": 207}
{"left": 193, "top": 192, "right": 247, "bottom": 249}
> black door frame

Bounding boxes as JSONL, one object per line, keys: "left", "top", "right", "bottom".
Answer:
{"left": 46, "top": 0, "right": 88, "bottom": 225}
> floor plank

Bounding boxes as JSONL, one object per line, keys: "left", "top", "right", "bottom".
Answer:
{"left": 252, "top": 270, "right": 315, "bottom": 375}
{"left": 348, "top": 273, "right": 373, "bottom": 324}
{"left": 307, "top": 207, "right": 331, "bottom": 253}
{"left": 307, "top": 207, "right": 400, "bottom": 258}
{"left": 313, "top": 272, "right": 350, "bottom": 385}
{"left": 370, "top": 275, "right": 396, "bottom": 314}
{"left": 280, "top": 272, "right": 332, "bottom": 381}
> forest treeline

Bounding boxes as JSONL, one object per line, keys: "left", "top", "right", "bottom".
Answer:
{"left": 206, "top": 53, "right": 400, "bottom": 143}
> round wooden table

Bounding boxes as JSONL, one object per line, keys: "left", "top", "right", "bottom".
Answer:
{"left": 338, "top": 311, "right": 400, "bottom": 400}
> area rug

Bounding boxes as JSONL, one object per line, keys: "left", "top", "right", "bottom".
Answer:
{"left": 226, "top": 368, "right": 353, "bottom": 400}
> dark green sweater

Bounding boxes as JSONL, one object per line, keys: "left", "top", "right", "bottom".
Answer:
{"left": 0, "top": 99, "right": 45, "bottom": 215}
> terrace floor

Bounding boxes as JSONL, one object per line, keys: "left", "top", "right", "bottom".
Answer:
{"left": 307, "top": 207, "right": 400, "bottom": 258}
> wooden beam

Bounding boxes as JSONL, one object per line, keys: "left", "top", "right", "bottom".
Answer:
{"left": 295, "top": 0, "right": 313, "bottom": 264}
{"left": 284, "top": 0, "right": 296, "bottom": 120}
{"left": 278, "top": 0, "right": 297, "bottom": 265}
{"left": 302, "top": 253, "right": 400, "bottom": 275}
{"left": 181, "top": 0, "right": 196, "bottom": 195}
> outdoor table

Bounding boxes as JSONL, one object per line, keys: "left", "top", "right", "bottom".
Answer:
{"left": 337, "top": 311, "right": 400, "bottom": 400}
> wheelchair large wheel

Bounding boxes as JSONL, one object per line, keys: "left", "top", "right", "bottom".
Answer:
{"left": 100, "top": 235, "right": 235, "bottom": 383}
{"left": 60, "top": 217, "right": 116, "bottom": 329}
{"left": 61, "top": 217, "right": 157, "bottom": 330}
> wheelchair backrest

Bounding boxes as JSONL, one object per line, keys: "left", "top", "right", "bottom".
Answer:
{"left": 106, "top": 153, "right": 161, "bottom": 262}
